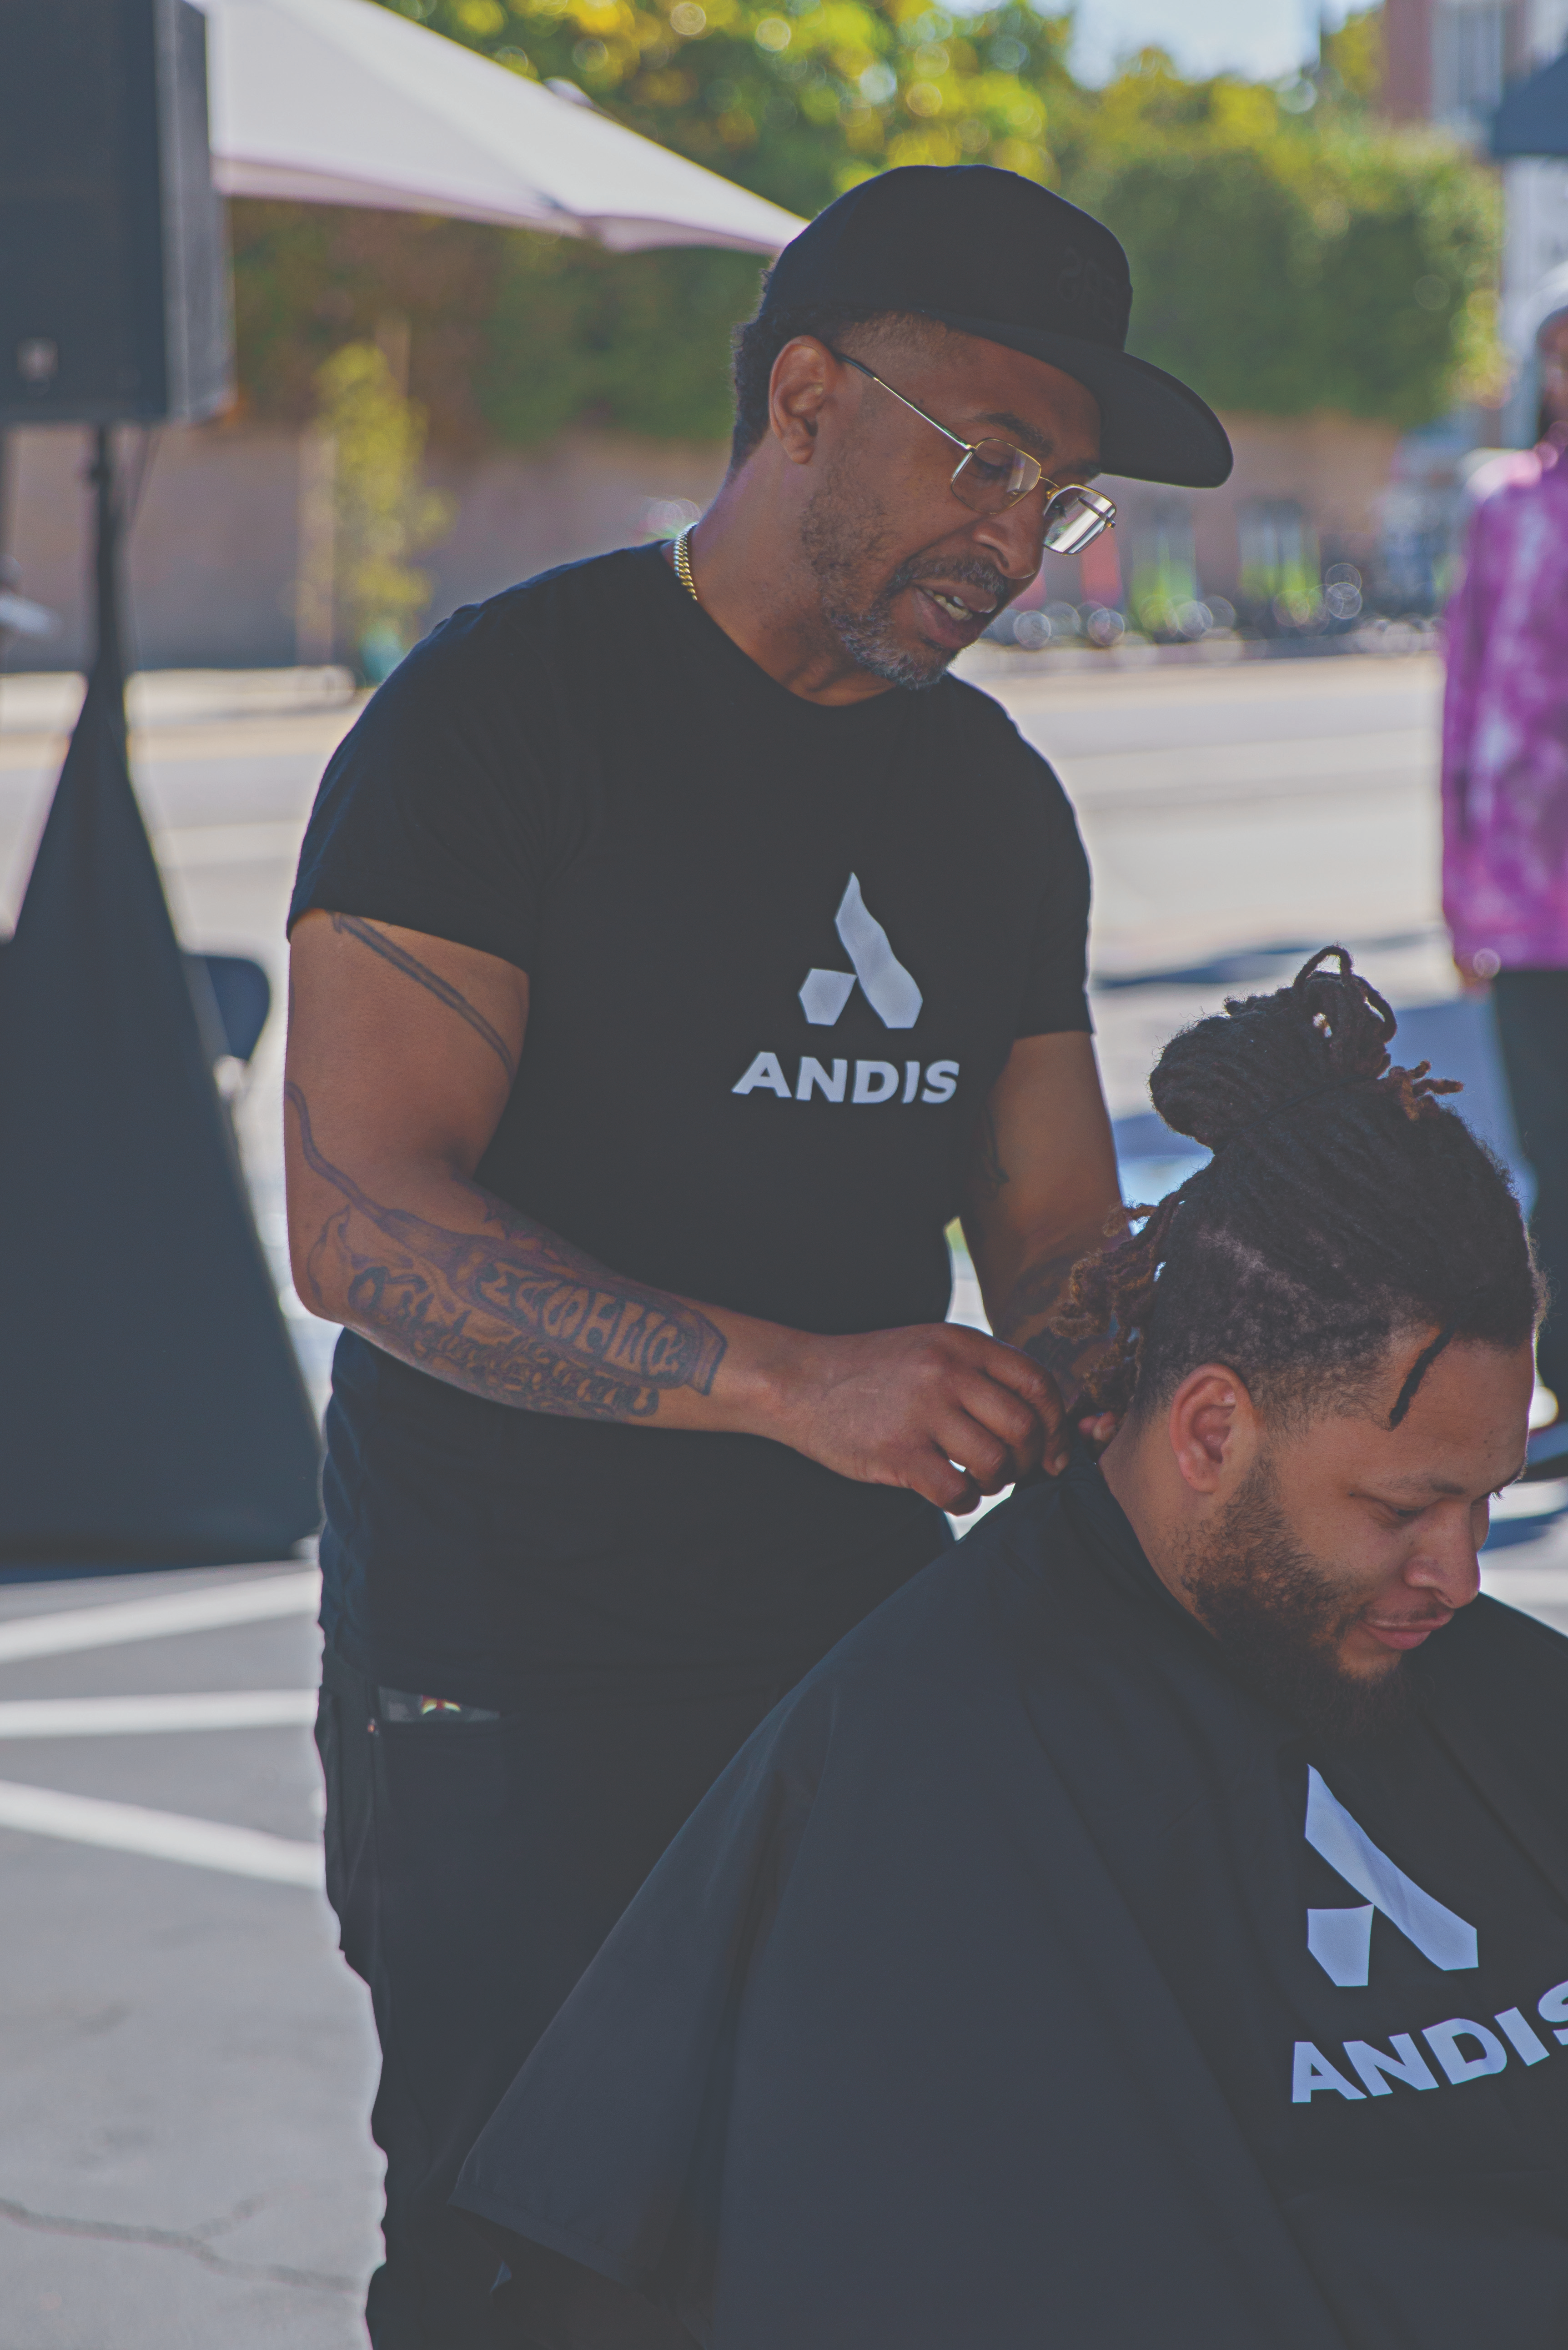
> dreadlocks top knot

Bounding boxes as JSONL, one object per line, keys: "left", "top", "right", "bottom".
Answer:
{"left": 1050, "top": 946, "right": 1539, "bottom": 1426}
{"left": 1151, "top": 946, "right": 1460, "bottom": 1153}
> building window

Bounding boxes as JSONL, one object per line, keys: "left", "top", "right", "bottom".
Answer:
{"left": 1129, "top": 502, "right": 1197, "bottom": 635}
{"left": 1237, "top": 499, "right": 1322, "bottom": 625}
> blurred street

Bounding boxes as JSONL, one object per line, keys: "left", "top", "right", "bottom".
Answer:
{"left": 3, "top": 642, "right": 1567, "bottom": 2345}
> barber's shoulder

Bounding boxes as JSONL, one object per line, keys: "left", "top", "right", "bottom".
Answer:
{"left": 399, "top": 546, "right": 657, "bottom": 681}
{"left": 931, "top": 672, "right": 1075, "bottom": 811}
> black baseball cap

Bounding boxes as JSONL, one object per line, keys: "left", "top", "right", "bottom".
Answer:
{"left": 763, "top": 165, "right": 1232, "bottom": 490}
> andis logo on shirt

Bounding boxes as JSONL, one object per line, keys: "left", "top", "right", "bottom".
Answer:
{"left": 732, "top": 874, "right": 960, "bottom": 1108}
{"left": 1291, "top": 1767, "right": 1568, "bottom": 2106}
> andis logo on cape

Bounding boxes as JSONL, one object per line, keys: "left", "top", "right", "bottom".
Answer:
{"left": 732, "top": 875, "right": 959, "bottom": 1108}
{"left": 1292, "top": 1766, "right": 1568, "bottom": 2106}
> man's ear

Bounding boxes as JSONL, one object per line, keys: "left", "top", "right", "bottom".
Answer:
{"left": 768, "top": 336, "right": 843, "bottom": 466}
{"left": 1166, "top": 1364, "right": 1260, "bottom": 1497}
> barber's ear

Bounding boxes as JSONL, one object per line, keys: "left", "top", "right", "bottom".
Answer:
{"left": 1167, "top": 1365, "right": 1259, "bottom": 1496}
{"left": 769, "top": 337, "right": 840, "bottom": 464}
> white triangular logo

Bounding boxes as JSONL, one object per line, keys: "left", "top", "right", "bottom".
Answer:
{"left": 1303, "top": 1766, "right": 1478, "bottom": 1986}
{"left": 799, "top": 874, "right": 922, "bottom": 1031}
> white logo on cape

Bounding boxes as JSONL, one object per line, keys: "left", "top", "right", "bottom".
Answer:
{"left": 799, "top": 874, "right": 923, "bottom": 1030}
{"left": 1303, "top": 1766, "right": 1478, "bottom": 1987}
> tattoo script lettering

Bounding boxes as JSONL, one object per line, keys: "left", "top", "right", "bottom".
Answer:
{"left": 330, "top": 912, "right": 518, "bottom": 1081}
{"left": 287, "top": 1082, "right": 727, "bottom": 1421}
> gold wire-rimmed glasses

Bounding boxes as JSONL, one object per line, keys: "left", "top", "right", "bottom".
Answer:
{"left": 828, "top": 348, "right": 1116, "bottom": 555}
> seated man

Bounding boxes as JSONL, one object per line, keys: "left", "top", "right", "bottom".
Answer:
{"left": 454, "top": 948, "right": 1568, "bottom": 2350}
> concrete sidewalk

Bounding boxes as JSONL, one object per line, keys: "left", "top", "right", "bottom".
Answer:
{"left": 0, "top": 1567, "right": 379, "bottom": 2348}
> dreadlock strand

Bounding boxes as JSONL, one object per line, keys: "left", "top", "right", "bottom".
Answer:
{"left": 1056, "top": 1192, "right": 1188, "bottom": 1418}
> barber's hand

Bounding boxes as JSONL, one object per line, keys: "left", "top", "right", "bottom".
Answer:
{"left": 776, "top": 1324, "right": 1070, "bottom": 1512}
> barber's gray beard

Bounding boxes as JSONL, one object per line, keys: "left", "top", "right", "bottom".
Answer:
{"left": 798, "top": 484, "right": 1010, "bottom": 689}
{"left": 1180, "top": 1458, "right": 1418, "bottom": 1743}
{"left": 826, "top": 582, "right": 949, "bottom": 690}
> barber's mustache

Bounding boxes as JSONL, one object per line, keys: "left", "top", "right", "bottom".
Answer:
{"left": 882, "top": 556, "right": 1018, "bottom": 613}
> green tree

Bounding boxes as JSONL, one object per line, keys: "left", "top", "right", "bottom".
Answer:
{"left": 1057, "top": 52, "right": 1502, "bottom": 424}
{"left": 229, "top": 2, "right": 1501, "bottom": 451}
{"left": 477, "top": 237, "right": 766, "bottom": 443}
{"left": 357, "top": 0, "right": 1079, "bottom": 445}
{"left": 1321, "top": 7, "right": 1385, "bottom": 108}
{"left": 382, "top": 0, "right": 1075, "bottom": 217}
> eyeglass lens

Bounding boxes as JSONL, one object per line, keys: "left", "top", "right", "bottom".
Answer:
{"left": 1041, "top": 486, "right": 1116, "bottom": 555}
{"left": 950, "top": 440, "right": 1040, "bottom": 514}
{"left": 950, "top": 443, "right": 1114, "bottom": 552}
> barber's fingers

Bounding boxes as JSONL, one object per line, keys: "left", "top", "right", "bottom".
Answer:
{"left": 928, "top": 1401, "right": 1041, "bottom": 1500}
{"left": 952, "top": 1371, "right": 1051, "bottom": 1468}
{"left": 966, "top": 1336, "right": 1063, "bottom": 1424}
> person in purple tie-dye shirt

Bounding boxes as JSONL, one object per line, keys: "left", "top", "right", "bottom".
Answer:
{"left": 1442, "top": 289, "right": 1568, "bottom": 1427}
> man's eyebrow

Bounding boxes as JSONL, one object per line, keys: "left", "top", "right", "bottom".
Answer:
{"left": 972, "top": 409, "right": 1099, "bottom": 477}
{"left": 1357, "top": 1458, "right": 1529, "bottom": 1503}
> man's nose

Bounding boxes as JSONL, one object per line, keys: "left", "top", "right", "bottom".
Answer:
{"left": 1405, "top": 1518, "right": 1483, "bottom": 1611}
{"left": 970, "top": 495, "right": 1048, "bottom": 583}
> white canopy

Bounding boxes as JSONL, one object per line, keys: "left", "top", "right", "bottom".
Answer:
{"left": 195, "top": 0, "right": 804, "bottom": 256}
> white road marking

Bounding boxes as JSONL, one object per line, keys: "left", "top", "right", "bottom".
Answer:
{"left": 0, "top": 1691, "right": 317, "bottom": 1738}
{"left": 0, "top": 1571, "right": 321, "bottom": 1665}
{"left": 0, "top": 1779, "right": 324, "bottom": 1885}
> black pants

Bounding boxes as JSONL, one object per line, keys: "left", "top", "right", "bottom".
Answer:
{"left": 1493, "top": 969, "right": 1568, "bottom": 1403}
{"left": 315, "top": 1646, "right": 784, "bottom": 2348}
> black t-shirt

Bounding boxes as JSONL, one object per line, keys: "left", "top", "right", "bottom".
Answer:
{"left": 457, "top": 1470, "right": 1568, "bottom": 2349}
{"left": 289, "top": 546, "right": 1091, "bottom": 1704}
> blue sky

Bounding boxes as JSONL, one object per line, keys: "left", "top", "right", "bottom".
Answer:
{"left": 1060, "top": 0, "right": 1356, "bottom": 85}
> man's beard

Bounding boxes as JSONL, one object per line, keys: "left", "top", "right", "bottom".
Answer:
{"left": 798, "top": 468, "right": 1013, "bottom": 689}
{"left": 1176, "top": 1456, "right": 1420, "bottom": 1742}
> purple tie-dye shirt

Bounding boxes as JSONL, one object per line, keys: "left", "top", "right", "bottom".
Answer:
{"left": 1442, "top": 440, "right": 1568, "bottom": 972}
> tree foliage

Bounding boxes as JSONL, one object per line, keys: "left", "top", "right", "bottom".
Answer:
{"left": 228, "top": 0, "right": 1501, "bottom": 450}
{"left": 388, "top": 0, "right": 1073, "bottom": 216}
{"left": 1060, "top": 54, "right": 1502, "bottom": 425}
{"left": 476, "top": 238, "right": 767, "bottom": 442}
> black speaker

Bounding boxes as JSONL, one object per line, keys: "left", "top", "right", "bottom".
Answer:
{"left": 0, "top": 0, "right": 232, "bottom": 426}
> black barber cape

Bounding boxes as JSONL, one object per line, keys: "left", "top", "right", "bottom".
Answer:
{"left": 454, "top": 1469, "right": 1568, "bottom": 2350}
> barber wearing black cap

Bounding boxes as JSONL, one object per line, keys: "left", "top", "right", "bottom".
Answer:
{"left": 284, "top": 164, "right": 1231, "bottom": 2347}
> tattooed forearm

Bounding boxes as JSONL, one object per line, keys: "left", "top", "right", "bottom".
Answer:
{"left": 330, "top": 913, "right": 518, "bottom": 1081}
{"left": 995, "top": 1246, "right": 1106, "bottom": 1409}
{"left": 287, "top": 1082, "right": 727, "bottom": 1421}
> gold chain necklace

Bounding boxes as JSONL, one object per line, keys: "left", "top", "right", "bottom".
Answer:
{"left": 673, "top": 524, "right": 700, "bottom": 606}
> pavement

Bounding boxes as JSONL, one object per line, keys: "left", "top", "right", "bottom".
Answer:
{"left": 4, "top": 639, "right": 1562, "bottom": 2344}
{"left": 0, "top": 1566, "right": 379, "bottom": 2347}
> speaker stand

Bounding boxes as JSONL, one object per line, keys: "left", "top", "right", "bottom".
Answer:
{"left": 87, "top": 426, "right": 127, "bottom": 735}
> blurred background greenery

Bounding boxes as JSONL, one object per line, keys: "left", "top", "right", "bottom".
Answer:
{"left": 229, "top": 0, "right": 1502, "bottom": 462}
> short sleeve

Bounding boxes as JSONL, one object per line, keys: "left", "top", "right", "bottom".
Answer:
{"left": 288, "top": 592, "right": 566, "bottom": 972}
{"left": 1013, "top": 769, "right": 1092, "bottom": 1039}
